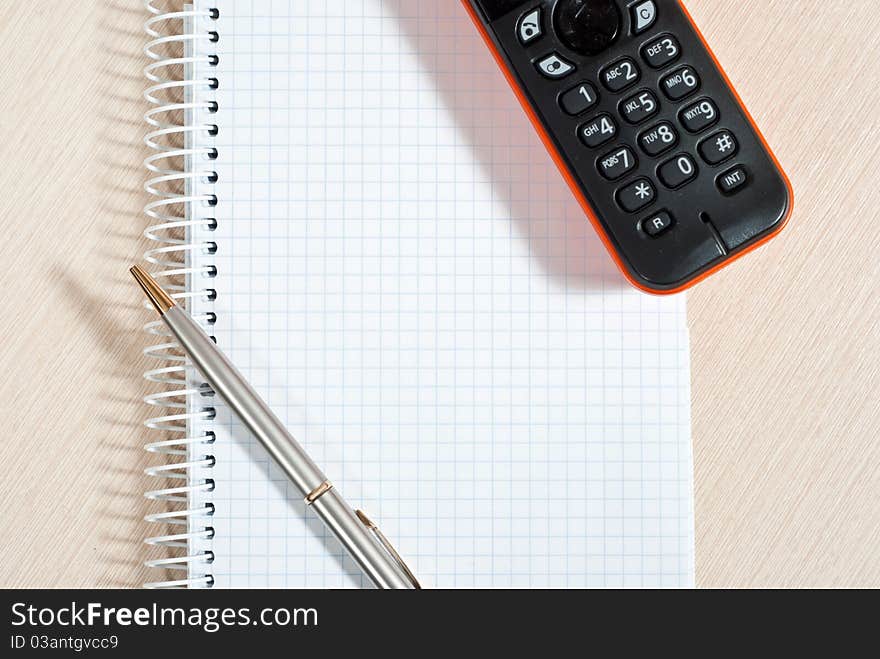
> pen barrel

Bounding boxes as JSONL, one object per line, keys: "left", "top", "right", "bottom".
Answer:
{"left": 311, "top": 489, "right": 415, "bottom": 589}
{"left": 163, "top": 306, "right": 416, "bottom": 589}
{"left": 163, "top": 306, "right": 326, "bottom": 495}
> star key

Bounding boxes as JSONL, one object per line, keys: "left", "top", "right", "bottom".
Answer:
{"left": 617, "top": 178, "right": 657, "bottom": 213}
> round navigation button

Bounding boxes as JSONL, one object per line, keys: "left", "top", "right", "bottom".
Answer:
{"left": 553, "top": 0, "right": 621, "bottom": 56}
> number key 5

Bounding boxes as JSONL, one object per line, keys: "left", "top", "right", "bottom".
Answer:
{"left": 620, "top": 90, "right": 660, "bottom": 125}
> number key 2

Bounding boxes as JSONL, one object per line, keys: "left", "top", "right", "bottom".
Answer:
{"left": 601, "top": 58, "right": 640, "bottom": 92}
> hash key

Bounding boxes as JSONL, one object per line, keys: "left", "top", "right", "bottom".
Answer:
{"left": 700, "top": 130, "right": 738, "bottom": 164}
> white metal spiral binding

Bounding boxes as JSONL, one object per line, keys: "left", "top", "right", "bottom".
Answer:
{"left": 142, "top": 0, "right": 219, "bottom": 588}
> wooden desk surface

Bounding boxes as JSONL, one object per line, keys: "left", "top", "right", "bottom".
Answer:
{"left": 0, "top": 0, "right": 877, "bottom": 588}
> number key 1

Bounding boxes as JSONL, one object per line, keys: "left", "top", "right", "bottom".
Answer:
{"left": 560, "top": 82, "right": 599, "bottom": 116}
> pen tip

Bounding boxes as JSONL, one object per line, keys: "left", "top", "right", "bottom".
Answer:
{"left": 130, "top": 265, "right": 176, "bottom": 315}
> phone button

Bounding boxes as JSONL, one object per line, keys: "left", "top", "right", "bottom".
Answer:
{"left": 601, "top": 58, "right": 641, "bottom": 92}
{"left": 641, "top": 211, "right": 674, "bottom": 237}
{"left": 679, "top": 98, "right": 719, "bottom": 133}
{"left": 517, "top": 7, "right": 543, "bottom": 45}
{"left": 639, "top": 122, "right": 678, "bottom": 156}
{"left": 699, "top": 130, "right": 739, "bottom": 164}
{"left": 560, "top": 82, "right": 599, "bottom": 115}
{"left": 631, "top": 1, "right": 657, "bottom": 34}
{"left": 536, "top": 53, "right": 576, "bottom": 79}
{"left": 579, "top": 114, "right": 618, "bottom": 148}
{"left": 620, "top": 90, "right": 660, "bottom": 124}
{"left": 642, "top": 34, "right": 681, "bottom": 69}
{"left": 617, "top": 178, "right": 657, "bottom": 213}
{"left": 661, "top": 66, "right": 701, "bottom": 100}
{"left": 717, "top": 166, "right": 748, "bottom": 194}
{"left": 598, "top": 146, "right": 637, "bottom": 180}
{"left": 658, "top": 154, "right": 698, "bottom": 189}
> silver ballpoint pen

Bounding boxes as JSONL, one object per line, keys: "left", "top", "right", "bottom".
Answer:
{"left": 131, "top": 265, "right": 420, "bottom": 590}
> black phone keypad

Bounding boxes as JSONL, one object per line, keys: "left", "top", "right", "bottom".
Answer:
{"left": 469, "top": 0, "right": 791, "bottom": 291}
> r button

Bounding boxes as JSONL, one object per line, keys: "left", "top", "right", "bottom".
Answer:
{"left": 641, "top": 211, "right": 674, "bottom": 237}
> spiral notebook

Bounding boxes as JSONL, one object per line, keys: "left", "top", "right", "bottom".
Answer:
{"left": 142, "top": 0, "right": 694, "bottom": 588}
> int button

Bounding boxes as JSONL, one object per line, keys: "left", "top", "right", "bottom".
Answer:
{"left": 718, "top": 165, "right": 748, "bottom": 194}
{"left": 641, "top": 211, "right": 674, "bottom": 237}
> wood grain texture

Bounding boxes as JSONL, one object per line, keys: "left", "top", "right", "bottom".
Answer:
{"left": 0, "top": 0, "right": 877, "bottom": 588}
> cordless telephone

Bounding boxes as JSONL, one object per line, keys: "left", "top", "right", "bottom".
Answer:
{"left": 463, "top": 0, "right": 793, "bottom": 293}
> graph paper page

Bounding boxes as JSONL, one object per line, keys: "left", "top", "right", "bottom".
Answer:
{"left": 188, "top": 0, "right": 694, "bottom": 588}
